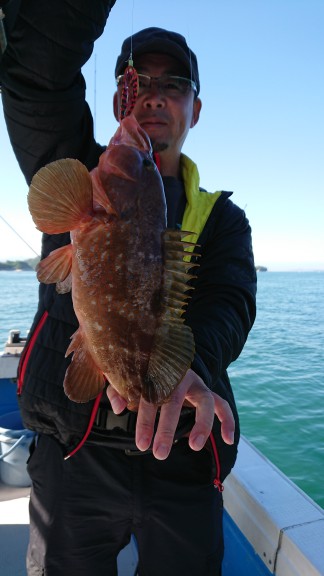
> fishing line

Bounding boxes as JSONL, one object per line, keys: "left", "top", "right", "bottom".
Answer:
{"left": 0, "top": 214, "right": 40, "bottom": 257}
{"left": 130, "top": 0, "right": 135, "bottom": 63}
{"left": 119, "top": 0, "right": 138, "bottom": 120}
{"left": 94, "top": 53, "right": 97, "bottom": 139}
{"left": 184, "top": 5, "right": 194, "bottom": 87}
{"left": 0, "top": 8, "right": 7, "bottom": 57}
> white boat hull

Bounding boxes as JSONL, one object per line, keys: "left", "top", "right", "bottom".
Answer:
{"left": 1, "top": 332, "right": 323, "bottom": 575}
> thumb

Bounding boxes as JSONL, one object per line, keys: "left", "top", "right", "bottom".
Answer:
{"left": 106, "top": 384, "right": 128, "bottom": 414}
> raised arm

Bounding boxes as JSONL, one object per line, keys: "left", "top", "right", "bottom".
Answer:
{"left": 0, "top": 0, "right": 116, "bottom": 183}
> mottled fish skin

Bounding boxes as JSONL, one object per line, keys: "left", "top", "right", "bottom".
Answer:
{"left": 71, "top": 130, "right": 166, "bottom": 404}
{"left": 28, "top": 115, "right": 195, "bottom": 406}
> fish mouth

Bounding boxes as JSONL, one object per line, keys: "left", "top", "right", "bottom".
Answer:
{"left": 107, "top": 161, "right": 137, "bottom": 181}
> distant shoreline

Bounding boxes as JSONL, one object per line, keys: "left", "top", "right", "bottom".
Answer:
{"left": 0, "top": 259, "right": 323, "bottom": 274}
{"left": 255, "top": 265, "right": 267, "bottom": 272}
{"left": 0, "top": 258, "right": 39, "bottom": 271}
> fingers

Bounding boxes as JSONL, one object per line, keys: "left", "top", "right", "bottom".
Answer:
{"left": 152, "top": 386, "right": 184, "bottom": 460}
{"left": 181, "top": 371, "right": 235, "bottom": 447}
{"left": 213, "top": 393, "right": 235, "bottom": 445}
{"left": 151, "top": 369, "right": 215, "bottom": 459}
{"left": 151, "top": 370, "right": 235, "bottom": 458}
{"left": 106, "top": 385, "right": 127, "bottom": 414}
{"left": 136, "top": 376, "right": 189, "bottom": 460}
{"left": 184, "top": 371, "right": 217, "bottom": 452}
{"left": 135, "top": 397, "right": 158, "bottom": 452}
{"left": 107, "top": 370, "right": 235, "bottom": 462}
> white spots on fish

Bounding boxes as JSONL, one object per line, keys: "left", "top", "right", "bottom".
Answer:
{"left": 76, "top": 249, "right": 91, "bottom": 273}
{"left": 114, "top": 253, "right": 125, "bottom": 272}
{"left": 93, "top": 322, "right": 103, "bottom": 331}
{"left": 137, "top": 251, "right": 158, "bottom": 261}
{"left": 104, "top": 231, "right": 111, "bottom": 249}
{"left": 119, "top": 303, "right": 128, "bottom": 317}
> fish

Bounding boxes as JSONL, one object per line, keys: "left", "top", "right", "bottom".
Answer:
{"left": 27, "top": 115, "right": 198, "bottom": 407}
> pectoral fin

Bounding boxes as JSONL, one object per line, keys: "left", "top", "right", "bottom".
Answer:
{"left": 28, "top": 158, "right": 93, "bottom": 234}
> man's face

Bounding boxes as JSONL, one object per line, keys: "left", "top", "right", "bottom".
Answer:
{"left": 114, "top": 53, "right": 201, "bottom": 175}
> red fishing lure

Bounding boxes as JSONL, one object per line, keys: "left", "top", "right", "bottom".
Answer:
{"left": 119, "top": 60, "right": 138, "bottom": 121}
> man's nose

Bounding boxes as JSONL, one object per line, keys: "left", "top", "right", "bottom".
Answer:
{"left": 142, "top": 83, "right": 166, "bottom": 108}
{"left": 143, "top": 93, "right": 165, "bottom": 109}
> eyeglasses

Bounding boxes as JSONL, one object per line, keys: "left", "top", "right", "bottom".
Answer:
{"left": 116, "top": 73, "right": 197, "bottom": 97}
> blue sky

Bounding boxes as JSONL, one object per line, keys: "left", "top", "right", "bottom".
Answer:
{"left": 1, "top": 0, "right": 323, "bottom": 270}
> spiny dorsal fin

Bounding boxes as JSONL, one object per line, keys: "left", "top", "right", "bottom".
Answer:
{"left": 143, "top": 229, "right": 200, "bottom": 404}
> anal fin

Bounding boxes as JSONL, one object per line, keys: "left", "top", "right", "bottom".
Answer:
{"left": 36, "top": 245, "right": 72, "bottom": 287}
{"left": 64, "top": 328, "right": 105, "bottom": 403}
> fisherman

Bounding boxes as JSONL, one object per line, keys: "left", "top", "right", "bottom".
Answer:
{"left": 0, "top": 1, "right": 257, "bottom": 575}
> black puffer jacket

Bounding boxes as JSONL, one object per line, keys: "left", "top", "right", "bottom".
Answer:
{"left": 0, "top": 0, "right": 256, "bottom": 480}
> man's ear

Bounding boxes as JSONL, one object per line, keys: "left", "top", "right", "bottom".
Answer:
{"left": 113, "top": 92, "right": 119, "bottom": 121}
{"left": 190, "top": 97, "right": 202, "bottom": 128}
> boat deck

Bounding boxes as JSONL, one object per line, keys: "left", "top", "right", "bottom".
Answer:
{"left": 1, "top": 437, "right": 323, "bottom": 576}
{"left": 0, "top": 484, "right": 139, "bottom": 576}
{"left": 0, "top": 484, "right": 30, "bottom": 576}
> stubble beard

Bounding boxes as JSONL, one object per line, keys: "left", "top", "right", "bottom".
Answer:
{"left": 151, "top": 140, "right": 168, "bottom": 153}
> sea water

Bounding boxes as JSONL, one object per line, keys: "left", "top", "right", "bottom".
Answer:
{"left": 0, "top": 270, "right": 323, "bottom": 508}
{"left": 230, "top": 271, "right": 324, "bottom": 509}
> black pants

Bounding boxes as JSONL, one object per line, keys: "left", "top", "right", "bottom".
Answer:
{"left": 26, "top": 435, "right": 224, "bottom": 576}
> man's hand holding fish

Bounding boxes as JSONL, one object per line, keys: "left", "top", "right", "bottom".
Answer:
{"left": 108, "top": 368, "right": 235, "bottom": 459}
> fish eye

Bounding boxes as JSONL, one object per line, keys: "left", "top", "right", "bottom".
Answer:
{"left": 142, "top": 158, "right": 155, "bottom": 170}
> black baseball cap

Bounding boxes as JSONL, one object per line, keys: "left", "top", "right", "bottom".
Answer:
{"left": 115, "top": 27, "right": 200, "bottom": 95}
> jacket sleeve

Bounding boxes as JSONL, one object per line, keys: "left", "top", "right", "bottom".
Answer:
{"left": 187, "top": 194, "right": 257, "bottom": 395}
{"left": 0, "top": 0, "right": 116, "bottom": 184}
